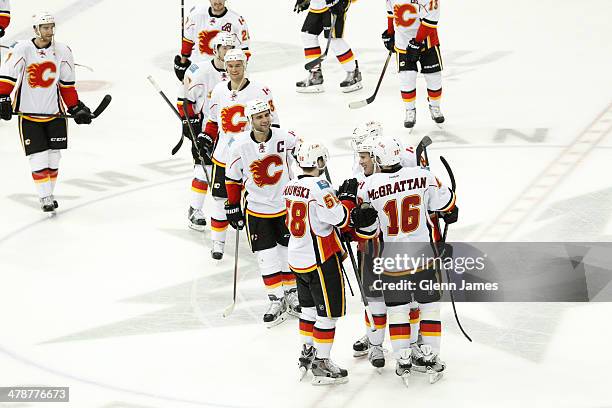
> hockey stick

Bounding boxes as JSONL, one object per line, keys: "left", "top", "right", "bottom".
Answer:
{"left": 16, "top": 94, "right": 112, "bottom": 119}
{"left": 348, "top": 50, "right": 393, "bottom": 109}
{"left": 304, "top": 13, "right": 337, "bottom": 70}
{"left": 223, "top": 229, "right": 240, "bottom": 317}
{"left": 146, "top": 75, "right": 187, "bottom": 154}
{"left": 419, "top": 142, "right": 471, "bottom": 342}
{"left": 181, "top": 97, "right": 212, "bottom": 186}
{"left": 415, "top": 135, "right": 433, "bottom": 168}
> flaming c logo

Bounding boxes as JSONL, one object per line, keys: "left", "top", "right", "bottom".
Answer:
{"left": 250, "top": 155, "right": 283, "bottom": 188}
{"left": 198, "top": 30, "right": 220, "bottom": 55}
{"left": 27, "top": 61, "right": 57, "bottom": 88}
{"left": 220, "top": 105, "right": 247, "bottom": 134}
{"left": 394, "top": 3, "right": 418, "bottom": 27}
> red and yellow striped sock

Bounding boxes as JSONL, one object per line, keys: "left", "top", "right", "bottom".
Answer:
{"left": 313, "top": 326, "right": 335, "bottom": 359}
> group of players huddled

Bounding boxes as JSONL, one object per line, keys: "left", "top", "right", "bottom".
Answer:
{"left": 0, "top": 0, "right": 457, "bottom": 388}
{"left": 172, "top": 0, "right": 456, "bottom": 387}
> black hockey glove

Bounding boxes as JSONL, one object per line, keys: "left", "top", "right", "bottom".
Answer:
{"left": 0, "top": 27, "right": 5, "bottom": 38}
{"left": 0, "top": 95, "right": 12, "bottom": 121}
{"left": 294, "top": 0, "right": 310, "bottom": 13}
{"left": 328, "top": 0, "right": 348, "bottom": 15}
{"left": 350, "top": 203, "right": 378, "bottom": 229}
{"left": 337, "top": 178, "right": 358, "bottom": 203}
{"left": 181, "top": 115, "right": 202, "bottom": 139}
{"left": 195, "top": 132, "right": 214, "bottom": 160}
{"left": 225, "top": 202, "right": 245, "bottom": 230}
{"left": 441, "top": 206, "right": 459, "bottom": 225}
{"left": 68, "top": 101, "right": 92, "bottom": 124}
{"left": 406, "top": 38, "right": 422, "bottom": 63}
{"left": 173, "top": 55, "right": 191, "bottom": 82}
{"left": 382, "top": 29, "right": 395, "bottom": 53}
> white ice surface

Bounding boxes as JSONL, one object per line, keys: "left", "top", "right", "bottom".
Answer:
{"left": 0, "top": 1, "right": 611, "bottom": 407}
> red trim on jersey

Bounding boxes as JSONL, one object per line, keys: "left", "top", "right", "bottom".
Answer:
{"left": 204, "top": 121, "right": 219, "bottom": 141}
{"left": 0, "top": 80, "right": 15, "bottom": 95}
{"left": 387, "top": 15, "right": 394, "bottom": 34}
{"left": 415, "top": 25, "right": 439, "bottom": 47}
{"left": 59, "top": 86, "right": 79, "bottom": 109}
{"left": 0, "top": 14, "right": 9, "bottom": 30}
{"left": 181, "top": 38, "right": 194, "bottom": 57}
{"left": 225, "top": 182, "right": 242, "bottom": 205}
{"left": 177, "top": 100, "right": 196, "bottom": 118}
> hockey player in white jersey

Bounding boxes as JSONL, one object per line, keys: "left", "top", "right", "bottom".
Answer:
{"left": 294, "top": 0, "right": 362, "bottom": 93}
{"left": 0, "top": 0, "right": 10, "bottom": 37}
{"left": 0, "top": 12, "right": 93, "bottom": 215}
{"left": 195, "top": 48, "right": 279, "bottom": 260}
{"left": 177, "top": 32, "right": 235, "bottom": 231}
{"left": 383, "top": 0, "right": 444, "bottom": 129}
{"left": 283, "top": 141, "right": 377, "bottom": 385}
{"left": 225, "top": 99, "right": 300, "bottom": 326}
{"left": 343, "top": 136, "right": 457, "bottom": 386}
{"left": 174, "top": 0, "right": 250, "bottom": 81}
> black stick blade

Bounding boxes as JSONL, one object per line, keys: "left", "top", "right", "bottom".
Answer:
{"left": 92, "top": 94, "right": 112, "bottom": 118}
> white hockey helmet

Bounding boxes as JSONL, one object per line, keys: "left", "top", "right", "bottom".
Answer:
{"left": 245, "top": 99, "right": 270, "bottom": 120}
{"left": 357, "top": 135, "right": 378, "bottom": 154}
{"left": 372, "top": 137, "right": 402, "bottom": 167}
{"left": 212, "top": 32, "right": 238, "bottom": 58}
{"left": 351, "top": 121, "right": 383, "bottom": 151}
{"left": 224, "top": 48, "right": 247, "bottom": 70}
{"left": 32, "top": 12, "right": 55, "bottom": 37}
{"left": 296, "top": 142, "right": 329, "bottom": 169}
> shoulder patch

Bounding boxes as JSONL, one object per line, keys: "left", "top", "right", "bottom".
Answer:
{"left": 317, "top": 180, "right": 330, "bottom": 190}
{"left": 188, "top": 63, "right": 199, "bottom": 73}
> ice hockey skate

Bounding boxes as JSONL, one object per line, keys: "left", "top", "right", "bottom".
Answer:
{"left": 352, "top": 334, "right": 371, "bottom": 357}
{"left": 263, "top": 295, "right": 288, "bottom": 328}
{"left": 296, "top": 67, "right": 324, "bottom": 93}
{"left": 404, "top": 108, "right": 416, "bottom": 131}
{"left": 311, "top": 358, "right": 348, "bottom": 385}
{"left": 368, "top": 344, "right": 385, "bottom": 370}
{"left": 395, "top": 348, "right": 412, "bottom": 387}
{"left": 211, "top": 240, "right": 224, "bottom": 260}
{"left": 410, "top": 342, "right": 427, "bottom": 373}
{"left": 413, "top": 344, "right": 445, "bottom": 383}
{"left": 340, "top": 61, "right": 363, "bottom": 93}
{"left": 188, "top": 206, "right": 207, "bottom": 231}
{"left": 429, "top": 105, "right": 445, "bottom": 128}
{"left": 40, "top": 196, "right": 56, "bottom": 217}
{"left": 298, "top": 344, "right": 315, "bottom": 381}
{"left": 50, "top": 194, "right": 58, "bottom": 209}
{"left": 285, "top": 287, "right": 301, "bottom": 317}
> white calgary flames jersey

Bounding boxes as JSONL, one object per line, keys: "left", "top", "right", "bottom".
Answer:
{"left": 179, "top": 59, "right": 228, "bottom": 118}
{"left": 208, "top": 79, "right": 278, "bottom": 166}
{"left": 226, "top": 128, "right": 299, "bottom": 216}
{"left": 0, "top": 40, "right": 78, "bottom": 120}
{"left": 358, "top": 166, "right": 455, "bottom": 243}
{"left": 182, "top": 5, "right": 250, "bottom": 62}
{"left": 0, "top": 0, "right": 10, "bottom": 30}
{"left": 283, "top": 176, "right": 348, "bottom": 273}
{"left": 386, "top": 0, "right": 440, "bottom": 48}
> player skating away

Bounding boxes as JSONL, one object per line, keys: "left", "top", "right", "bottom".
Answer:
{"left": 177, "top": 32, "right": 235, "bottom": 231}
{"left": 174, "top": 0, "right": 250, "bottom": 81}
{"left": 0, "top": 12, "right": 92, "bottom": 216}
{"left": 294, "top": 0, "right": 362, "bottom": 93}
{"left": 224, "top": 99, "right": 300, "bottom": 326}
{"left": 284, "top": 142, "right": 376, "bottom": 385}
{"left": 0, "top": 0, "right": 10, "bottom": 38}
{"left": 383, "top": 0, "right": 444, "bottom": 130}
{"left": 343, "top": 137, "right": 457, "bottom": 386}
{"left": 195, "top": 48, "right": 279, "bottom": 260}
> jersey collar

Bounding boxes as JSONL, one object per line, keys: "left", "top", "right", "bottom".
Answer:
{"left": 227, "top": 78, "right": 250, "bottom": 92}
{"left": 208, "top": 7, "right": 228, "bottom": 18}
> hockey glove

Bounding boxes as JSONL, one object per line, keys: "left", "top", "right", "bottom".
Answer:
{"left": 441, "top": 206, "right": 459, "bottom": 225}
{"left": 382, "top": 29, "right": 395, "bottom": 53}
{"left": 182, "top": 115, "right": 202, "bottom": 139}
{"left": 337, "top": 178, "right": 358, "bottom": 203}
{"left": 174, "top": 55, "right": 191, "bottom": 82}
{"left": 294, "top": 0, "right": 310, "bottom": 13}
{"left": 0, "top": 27, "right": 5, "bottom": 38}
{"left": 195, "top": 132, "right": 214, "bottom": 160}
{"left": 0, "top": 95, "right": 12, "bottom": 121}
{"left": 328, "top": 0, "right": 348, "bottom": 15}
{"left": 225, "top": 202, "right": 245, "bottom": 230}
{"left": 350, "top": 203, "right": 378, "bottom": 229}
{"left": 68, "top": 101, "right": 92, "bottom": 124}
{"left": 406, "top": 38, "right": 422, "bottom": 63}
